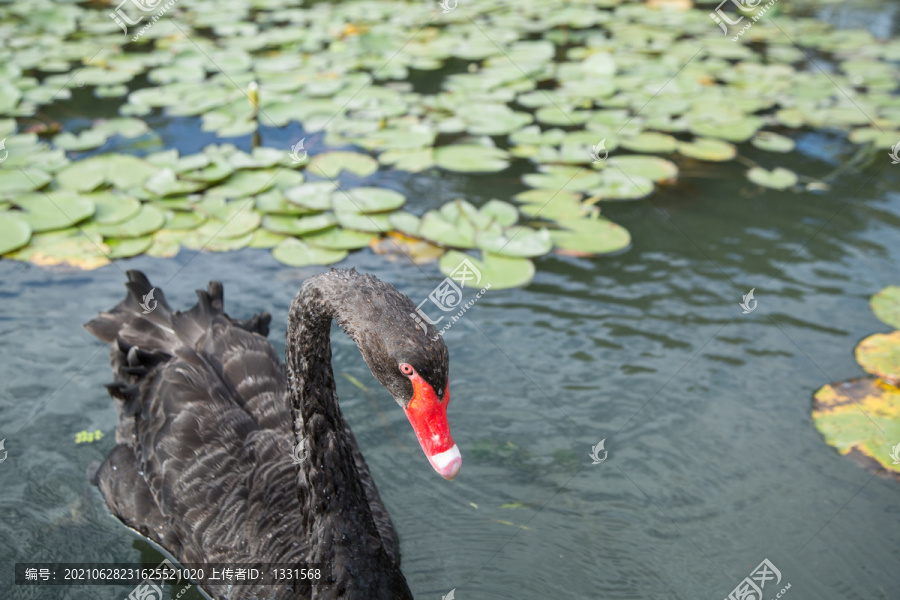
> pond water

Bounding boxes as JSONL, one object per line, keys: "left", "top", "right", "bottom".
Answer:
{"left": 2, "top": 1, "right": 900, "bottom": 599}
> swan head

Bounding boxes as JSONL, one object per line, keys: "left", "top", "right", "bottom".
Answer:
{"left": 325, "top": 270, "right": 461, "bottom": 481}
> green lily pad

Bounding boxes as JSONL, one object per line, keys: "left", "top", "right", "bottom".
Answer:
{"left": 677, "top": 138, "right": 737, "bottom": 162}
{"left": 262, "top": 213, "right": 337, "bottom": 236}
{"left": 378, "top": 148, "right": 436, "bottom": 172}
{"left": 255, "top": 190, "right": 316, "bottom": 216}
{"left": 145, "top": 168, "right": 208, "bottom": 197}
{"left": 305, "top": 228, "right": 374, "bottom": 250}
{"left": 587, "top": 169, "right": 654, "bottom": 201}
{"left": 550, "top": 217, "right": 631, "bottom": 256}
{"left": 8, "top": 228, "right": 110, "bottom": 270}
{"left": 333, "top": 187, "right": 406, "bottom": 213}
{"left": 751, "top": 131, "right": 796, "bottom": 153}
{"left": 0, "top": 214, "right": 32, "bottom": 254}
{"left": 871, "top": 286, "right": 900, "bottom": 329}
{"left": 307, "top": 151, "right": 379, "bottom": 178}
{"left": 206, "top": 170, "right": 276, "bottom": 199}
{"left": 54, "top": 129, "right": 109, "bottom": 151}
{"left": 481, "top": 200, "right": 519, "bottom": 227}
{"left": 522, "top": 167, "right": 602, "bottom": 193}
{"left": 87, "top": 192, "right": 141, "bottom": 225}
{"left": 434, "top": 145, "right": 510, "bottom": 173}
{"left": 813, "top": 377, "right": 900, "bottom": 480}
{"left": 335, "top": 211, "right": 392, "bottom": 233}
{"left": 619, "top": 132, "right": 678, "bottom": 153}
{"left": 249, "top": 229, "right": 287, "bottom": 249}
{"left": 475, "top": 226, "right": 553, "bottom": 258}
{"left": 95, "top": 204, "right": 165, "bottom": 238}
{"left": 272, "top": 237, "right": 348, "bottom": 267}
{"left": 106, "top": 235, "right": 153, "bottom": 259}
{"left": 284, "top": 182, "right": 338, "bottom": 210}
{"left": 607, "top": 156, "right": 678, "bottom": 182}
{"left": 856, "top": 331, "right": 900, "bottom": 386}
{"left": 55, "top": 155, "right": 157, "bottom": 191}
{"left": 163, "top": 210, "right": 207, "bottom": 230}
{"left": 513, "top": 189, "right": 587, "bottom": 221}
{"left": 184, "top": 230, "right": 255, "bottom": 252}
{"left": 14, "top": 191, "right": 95, "bottom": 232}
{"left": 419, "top": 211, "right": 476, "bottom": 248}
{"left": 747, "top": 167, "right": 798, "bottom": 190}
{"left": 439, "top": 250, "right": 535, "bottom": 290}
{"left": 0, "top": 168, "right": 51, "bottom": 194}
{"left": 389, "top": 211, "right": 421, "bottom": 236}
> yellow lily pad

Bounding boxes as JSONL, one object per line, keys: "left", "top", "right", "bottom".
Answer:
{"left": 855, "top": 331, "right": 900, "bottom": 386}
{"left": 812, "top": 377, "right": 900, "bottom": 481}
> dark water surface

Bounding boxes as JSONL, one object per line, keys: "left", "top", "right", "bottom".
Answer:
{"left": 2, "top": 2, "right": 900, "bottom": 600}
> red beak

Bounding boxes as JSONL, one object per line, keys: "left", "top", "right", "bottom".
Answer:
{"left": 403, "top": 373, "right": 461, "bottom": 480}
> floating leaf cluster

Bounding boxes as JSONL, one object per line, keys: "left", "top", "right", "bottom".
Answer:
{"left": 813, "top": 286, "right": 900, "bottom": 481}
{"left": 2, "top": 0, "right": 900, "bottom": 286}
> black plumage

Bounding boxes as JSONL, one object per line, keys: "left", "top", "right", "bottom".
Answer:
{"left": 85, "top": 269, "right": 450, "bottom": 599}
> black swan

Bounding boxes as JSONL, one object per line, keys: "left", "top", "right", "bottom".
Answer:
{"left": 85, "top": 269, "right": 460, "bottom": 599}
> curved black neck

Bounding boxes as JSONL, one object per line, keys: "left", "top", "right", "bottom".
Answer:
{"left": 285, "top": 272, "right": 411, "bottom": 598}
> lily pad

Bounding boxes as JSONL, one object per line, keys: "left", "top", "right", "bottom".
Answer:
{"left": 434, "top": 145, "right": 510, "bottom": 173}
{"left": 813, "top": 377, "right": 900, "bottom": 480}
{"left": 95, "top": 204, "right": 165, "bottom": 238}
{"left": 439, "top": 250, "right": 535, "bottom": 290}
{"left": 0, "top": 168, "right": 51, "bottom": 194}
{"left": 272, "top": 237, "right": 348, "bottom": 267}
{"left": 751, "top": 131, "right": 796, "bottom": 153}
{"left": 0, "top": 214, "right": 32, "bottom": 254}
{"left": 550, "top": 217, "right": 631, "bottom": 256}
{"left": 262, "top": 213, "right": 337, "bottom": 236}
{"left": 607, "top": 156, "right": 678, "bottom": 182}
{"left": 476, "top": 226, "right": 553, "bottom": 258}
{"left": 304, "top": 228, "right": 374, "bottom": 250}
{"left": 619, "top": 132, "right": 678, "bottom": 153}
{"left": 871, "top": 286, "right": 900, "bottom": 329}
{"left": 106, "top": 235, "right": 154, "bottom": 259}
{"left": 747, "top": 167, "right": 798, "bottom": 190}
{"left": 333, "top": 187, "right": 406, "bottom": 213}
{"left": 856, "top": 331, "right": 900, "bottom": 386}
{"left": 284, "top": 182, "right": 338, "bottom": 210}
{"left": 8, "top": 228, "right": 110, "bottom": 270}
{"left": 335, "top": 211, "right": 392, "bottom": 233}
{"left": 481, "top": 200, "right": 519, "bottom": 227}
{"left": 87, "top": 192, "right": 141, "bottom": 225}
{"left": 419, "top": 211, "right": 476, "bottom": 248}
{"left": 677, "top": 138, "right": 737, "bottom": 162}
{"left": 308, "top": 151, "right": 379, "bottom": 178}
{"left": 14, "top": 191, "right": 95, "bottom": 232}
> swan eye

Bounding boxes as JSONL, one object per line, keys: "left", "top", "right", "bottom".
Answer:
{"left": 399, "top": 363, "right": 414, "bottom": 376}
